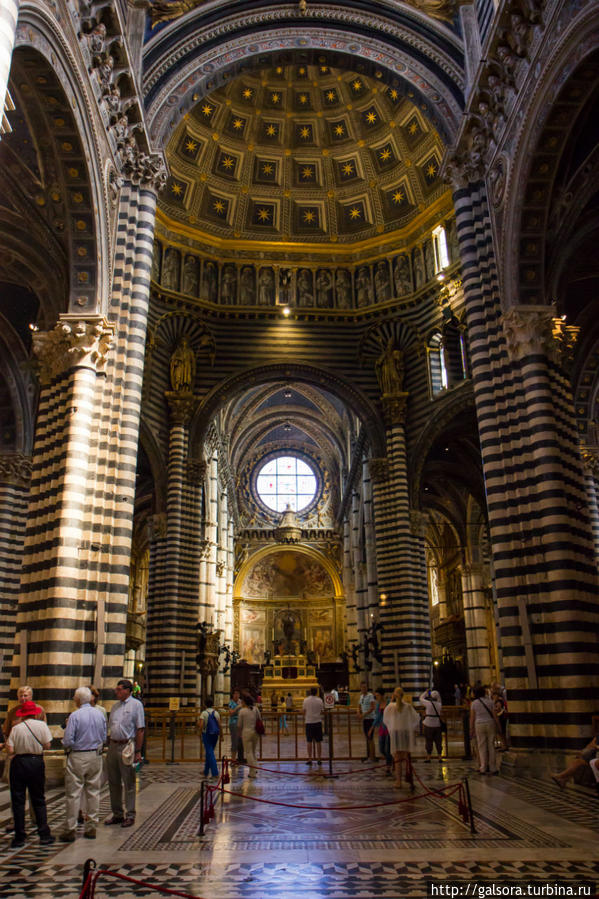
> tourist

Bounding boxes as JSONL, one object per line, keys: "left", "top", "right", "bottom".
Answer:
{"left": 370, "top": 688, "right": 392, "bottom": 775}
{"left": 238, "top": 694, "right": 261, "bottom": 779}
{"left": 303, "top": 686, "right": 324, "bottom": 766}
{"left": 199, "top": 695, "right": 220, "bottom": 780}
{"left": 105, "top": 679, "right": 145, "bottom": 827}
{"left": 552, "top": 736, "right": 598, "bottom": 790}
{"left": 60, "top": 686, "right": 107, "bottom": 842}
{"left": 419, "top": 689, "right": 444, "bottom": 762}
{"left": 3, "top": 685, "right": 46, "bottom": 739}
{"left": 469, "top": 685, "right": 501, "bottom": 775}
{"left": 279, "top": 696, "right": 289, "bottom": 735}
{"left": 6, "top": 700, "right": 54, "bottom": 848}
{"left": 228, "top": 688, "right": 243, "bottom": 762}
{"left": 357, "top": 681, "right": 376, "bottom": 762}
{"left": 383, "top": 686, "right": 420, "bottom": 788}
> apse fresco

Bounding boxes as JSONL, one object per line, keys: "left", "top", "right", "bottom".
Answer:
{"left": 242, "top": 550, "right": 334, "bottom": 598}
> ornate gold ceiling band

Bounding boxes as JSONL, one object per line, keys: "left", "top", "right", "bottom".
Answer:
{"left": 155, "top": 190, "right": 454, "bottom": 262}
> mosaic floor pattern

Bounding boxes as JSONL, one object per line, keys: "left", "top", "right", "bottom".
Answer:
{"left": 0, "top": 760, "right": 597, "bottom": 898}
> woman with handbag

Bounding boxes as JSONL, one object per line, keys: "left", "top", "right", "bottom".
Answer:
{"left": 469, "top": 686, "right": 502, "bottom": 774}
{"left": 419, "top": 689, "right": 444, "bottom": 762}
{"left": 238, "top": 694, "right": 261, "bottom": 779}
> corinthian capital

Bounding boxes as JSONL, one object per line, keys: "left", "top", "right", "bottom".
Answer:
{"left": 382, "top": 392, "right": 409, "bottom": 428}
{"left": 33, "top": 315, "right": 115, "bottom": 384}
{"left": 580, "top": 445, "right": 599, "bottom": 478}
{"left": 501, "top": 305, "right": 555, "bottom": 362}
{"left": 165, "top": 390, "right": 196, "bottom": 425}
{"left": 0, "top": 453, "right": 32, "bottom": 486}
{"left": 369, "top": 457, "right": 389, "bottom": 484}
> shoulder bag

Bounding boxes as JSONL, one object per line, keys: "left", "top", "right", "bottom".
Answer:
{"left": 255, "top": 708, "right": 265, "bottom": 736}
{"left": 430, "top": 701, "right": 447, "bottom": 734}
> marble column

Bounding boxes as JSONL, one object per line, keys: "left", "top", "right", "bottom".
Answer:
{"left": 460, "top": 562, "right": 493, "bottom": 686}
{"left": 0, "top": 0, "right": 18, "bottom": 136}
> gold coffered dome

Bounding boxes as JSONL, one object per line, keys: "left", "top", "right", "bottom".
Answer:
{"left": 163, "top": 62, "right": 446, "bottom": 247}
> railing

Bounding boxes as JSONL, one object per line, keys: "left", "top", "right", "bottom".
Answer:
{"left": 143, "top": 705, "right": 469, "bottom": 764}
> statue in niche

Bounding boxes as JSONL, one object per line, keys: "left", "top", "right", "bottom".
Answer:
{"left": 279, "top": 268, "right": 293, "bottom": 306}
{"left": 151, "top": 240, "right": 162, "bottom": 283}
{"left": 413, "top": 248, "right": 424, "bottom": 288}
{"left": 424, "top": 240, "right": 435, "bottom": 282}
{"left": 182, "top": 254, "right": 199, "bottom": 296}
{"left": 162, "top": 248, "right": 180, "bottom": 292}
{"left": 258, "top": 267, "right": 275, "bottom": 305}
{"left": 374, "top": 261, "right": 390, "bottom": 302}
{"left": 169, "top": 336, "right": 196, "bottom": 392}
{"left": 393, "top": 254, "right": 412, "bottom": 297}
{"left": 297, "top": 269, "right": 313, "bottom": 306}
{"left": 316, "top": 269, "right": 333, "bottom": 308}
{"left": 221, "top": 264, "right": 237, "bottom": 304}
{"left": 375, "top": 338, "right": 405, "bottom": 395}
{"left": 240, "top": 266, "right": 256, "bottom": 304}
{"left": 356, "top": 266, "right": 372, "bottom": 307}
{"left": 202, "top": 261, "right": 218, "bottom": 302}
{"left": 335, "top": 269, "right": 352, "bottom": 308}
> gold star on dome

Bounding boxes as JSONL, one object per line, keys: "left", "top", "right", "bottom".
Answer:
{"left": 299, "top": 126, "right": 311, "bottom": 139}
{"left": 221, "top": 155, "right": 234, "bottom": 169}
{"left": 352, "top": 79, "right": 362, "bottom": 91}
{"left": 389, "top": 88, "right": 399, "bottom": 100}
{"left": 301, "top": 166, "right": 314, "bottom": 179}
{"left": 262, "top": 163, "right": 274, "bottom": 175}
{"left": 303, "top": 210, "right": 316, "bottom": 223}
{"left": 242, "top": 88, "right": 253, "bottom": 100}
{"left": 299, "top": 94, "right": 308, "bottom": 104}
{"left": 266, "top": 124, "right": 277, "bottom": 137}
{"left": 257, "top": 207, "right": 271, "bottom": 222}
{"left": 366, "top": 111, "right": 377, "bottom": 125}
{"left": 184, "top": 139, "right": 198, "bottom": 153}
{"left": 213, "top": 199, "right": 226, "bottom": 214}
{"left": 326, "top": 90, "right": 336, "bottom": 102}
{"left": 342, "top": 162, "right": 354, "bottom": 176}
{"left": 271, "top": 92, "right": 280, "bottom": 104}
{"left": 379, "top": 148, "right": 392, "bottom": 161}
{"left": 426, "top": 162, "right": 437, "bottom": 178}
{"left": 201, "top": 104, "right": 213, "bottom": 117}
{"left": 334, "top": 124, "right": 345, "bottom": 136}
{"left": 299, "top": 67, "right": 306, "bottom": 75}
{"left": 170, "top": 182, "right": 183, "bottom": 196}
{"left": 320, "top": 66, "right": 329, "bottom": 74}
{"left": 409, "top": 122, "right": 419, "bottom": 135}
{"left": 232, "top": 118, "right": 244, "bottom": 130}
{"left": 349, "top": 206, "right": 361, "bottom": 219}
{"left": 392, "top": 189, "right": 404, "bottom": 204}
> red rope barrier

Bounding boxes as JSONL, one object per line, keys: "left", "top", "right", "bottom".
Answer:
{"left": 216, "top": 781, "right": 463, "bottom": 811}
{"left": 80, "top": 869, "right": 207, "bottom": 899}
{"left": 228, "top": 758, "right": 388, "bottom": 777}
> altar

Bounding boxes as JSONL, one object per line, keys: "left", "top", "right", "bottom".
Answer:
{"left": 261, "top": 653, "right": 319, "bottom": 705}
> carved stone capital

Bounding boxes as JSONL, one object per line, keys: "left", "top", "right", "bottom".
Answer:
{"left": 381, "top": 392, "right": 409, "bottom": 428}
{"left": 580, "top": 446, "right": 599, "bottom": 478}
{"left": 369, "top": 457, "right": 389, "bottom": 484}
{"left": 409, "top": 508, "right": 428, "bottom": 538}
{"left": 187, "top": 459, "right": 207, "bottom": 485}
{"left": 0, "top": 453, "right": 32, "bottom": 486}
{"left": 501, "top": 305, "right": 555, "bottom": 362}
{"left": 165, "top": 390, "right": 196, "bottom": 425}
{"left": 118, "top": 141, "right": 168, "bottom": 192}
{"left": 33, "top": 315, "right": 115, "bottom": 384}
{"left": 149, "top": 512, "right": 167, "bottom": 541}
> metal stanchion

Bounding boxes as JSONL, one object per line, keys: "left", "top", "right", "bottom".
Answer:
{"left": 328, "top": 709, "right": 338, "bottom": 777}
{"left": 198, "top": 780, "right": 205, "bottom": 837}
{"left": 463, "top": 776, "right": 476, "bottom": 834}
{"left": 166, "top": 711, "right": 178, "bottom": 765}
{"left": 80, "top": 858, "right": 97, "bottom": 898}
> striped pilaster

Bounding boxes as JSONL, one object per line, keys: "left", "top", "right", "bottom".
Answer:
{"left": 0, "top": 0, "right": 18, "bottom": 136}
{"left": 580, "top": 449, "right": 599, "bottom": 569}
{"left": 362, "top": 460, "right": 382, "bottom": 679}
{"left": 454, "top": 181, "right": 599, "bottom": 750}
{"left": 371, "top": 407, "right": 431, "bottom": 698}
{"left": 0, "top": 457, "right": 29, "bottom": 715}
{"left": 460, "top": 563, "right": 493, "bottom": 685}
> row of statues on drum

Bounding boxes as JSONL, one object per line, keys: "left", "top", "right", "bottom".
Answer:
{"left": 152, "top": 237, "right": 458, "bottom": 308}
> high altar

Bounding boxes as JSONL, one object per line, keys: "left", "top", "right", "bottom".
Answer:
{"left": 261, "top": 654, "right": 319, "bottom": 705}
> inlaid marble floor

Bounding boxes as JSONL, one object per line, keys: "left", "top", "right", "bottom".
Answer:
{"left": 0, "top": 759, "right": 597, "bottom": 898}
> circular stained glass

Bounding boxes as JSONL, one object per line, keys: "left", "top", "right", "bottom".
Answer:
{"left": 255, "top": 454, "right": 317, "bottom": 513}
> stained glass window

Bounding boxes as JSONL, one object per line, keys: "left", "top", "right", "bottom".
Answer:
{"left": 256, "top": 455, "right": 317, "bottom": 512}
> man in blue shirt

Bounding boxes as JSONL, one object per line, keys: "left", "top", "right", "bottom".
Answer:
{"left": 105, "top": 679, "right": 145, "bottom": 828}
{"left": 60, "top": 686, "right": 107, "bottom": 841}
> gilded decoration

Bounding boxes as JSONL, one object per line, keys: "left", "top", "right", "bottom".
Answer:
{"left": 242, "top": 549, "right": 333, "bottom": 600}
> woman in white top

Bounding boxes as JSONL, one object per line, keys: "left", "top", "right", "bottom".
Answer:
{"left": 419, "top": 689, "right": 444, "bottom": 762}
{"left": 383, "top": 686, "right": 420, "bottom": 788}
{"left": 238, "top": 694, "right": 261, "bottom": 779}
{"left": 469, "top": 685, "right": 501, "bottom": 774}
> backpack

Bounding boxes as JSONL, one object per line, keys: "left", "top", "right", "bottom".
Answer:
{"left": 205, "top": 711, "right": 220, "bottom": 736}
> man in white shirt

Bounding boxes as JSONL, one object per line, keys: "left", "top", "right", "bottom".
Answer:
{"left": 105, "top": 679, "right": 145, "bottom": 828}
{"left": 302, "top": 687, "right": 324, "bottom": 766}
{"left": 6, "top": 700, "right": 54, "bottom": 848}
{"left": 357, "top": 681, "right": 376, "bottom": 762}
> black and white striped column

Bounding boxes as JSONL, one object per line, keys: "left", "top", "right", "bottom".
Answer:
{"left": 460, "top": 563, "right": 493, "bottom": 686}
{"left": 0, "top": 0, "right": 18, "bottom": 136}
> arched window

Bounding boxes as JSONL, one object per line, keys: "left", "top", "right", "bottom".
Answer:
{"left": 428, "top": 332, "right": 448, "bottom": 396}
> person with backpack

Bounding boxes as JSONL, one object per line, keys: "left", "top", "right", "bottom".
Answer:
{"left": 199, "top": 696, "right": 220, "bottom": 780}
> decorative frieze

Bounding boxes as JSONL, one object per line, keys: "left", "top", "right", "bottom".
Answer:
{"left": 33, "top": 315, "right": 115, "bottom": 384}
